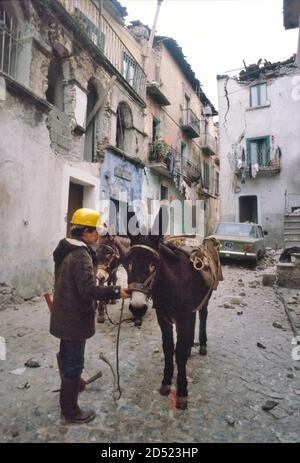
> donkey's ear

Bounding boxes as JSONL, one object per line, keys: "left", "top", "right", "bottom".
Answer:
{"left": 127, "top": 209, "right": 141, "bottom": 244}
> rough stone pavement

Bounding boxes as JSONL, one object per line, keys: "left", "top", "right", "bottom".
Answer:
{"left": 0, "top": 264, "right": 299, "bottom": 443}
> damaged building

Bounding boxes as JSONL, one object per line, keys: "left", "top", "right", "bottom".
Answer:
{"left": 0, "top": 0, "right": 147, "bottom": 300}
{"left": 0, "top": 0, "right": 219, "bottom": 301}
{"left": 217, "top": 56, "right": 300, "bottom": 249}
{"left": 139, "top": 30, "right": 219, "bottom": 236}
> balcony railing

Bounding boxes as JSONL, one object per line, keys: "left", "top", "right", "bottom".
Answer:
{"left": 181, "top": 158, "right": 201, "bottom": 183}
{"left": 181, "top": 108, "right": 200, "bottom": 138}
{"left": 148, "top": 141, "right": 175, "bottom": 178}
{"left": 235, "top": 147, "right": 281, "bottom": 178}
{"left": 57, "top": 0, "right": 146, "bottom": 100}
{"left": 202, "top": 132, "right": 218, "bottom": 156}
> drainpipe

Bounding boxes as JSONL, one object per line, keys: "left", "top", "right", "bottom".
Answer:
{"left": 143, "top": 0, "right": 164, "bottom": 76}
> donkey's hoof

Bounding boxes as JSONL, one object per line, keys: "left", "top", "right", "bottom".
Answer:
{"left": 176, "top": 396, "right": 188, "bottom": 410}
{"left": 97, "top": 315, "right": 105, "bottom": 324}
{"left": 159, "top": 385, "right": 171, "bottom": 396}
{"left": 199, "top": 346, "right": 207, "bottom": 356}
{"left": 134, "top": 318, "right": 143, "bottom": 327}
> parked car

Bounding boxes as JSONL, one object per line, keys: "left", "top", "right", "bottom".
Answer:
{"left": 209, "top": 222, "right": 266, "bottom": 265}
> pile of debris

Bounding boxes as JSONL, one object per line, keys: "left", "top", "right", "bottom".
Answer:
{"left": 239, "top": 56, "right": 296, "bottom": 82}
{"left": 0, "top": 283, "right": 24, "bottom": 311}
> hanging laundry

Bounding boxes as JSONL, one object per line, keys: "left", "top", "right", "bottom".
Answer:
{"left": 251, "top": 163, "right": 259, "bottom": 179}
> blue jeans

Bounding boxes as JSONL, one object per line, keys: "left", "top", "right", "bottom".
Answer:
{"left": 59, "top": 339, "right": 86, "bottom": 378}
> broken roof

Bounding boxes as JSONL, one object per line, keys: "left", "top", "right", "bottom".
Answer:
{"left": 110, "top": 0, "right": 128, "bottom": 19}
{"left": 283, "top": 0, "right": 300, "bottom": 29}
{"left": 154, "top": 36, "right": 218, "bottom": 115}
{"left": 238, "top": 56, "right": 296, "bottom": 82}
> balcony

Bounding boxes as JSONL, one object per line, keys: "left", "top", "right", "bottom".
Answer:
{"left": 181, "top": 158, "right": 201, "bottom": 183}
{"left": 56, "top": 0, "right": 146, "bottom": 101}
{"left": 181, "top": 108, "right": 200, "bottom": 138}
{"left": 235, "top": 157, "right": 281, "bottom": 178}
{"left": 148, "top": 141, "right": 175, "bottom": 178}
{"left": 146, "top": 82, "right": 170, "bottom": 106}
{"left": 202, "top": 132, "right": 218, "bottom": 156}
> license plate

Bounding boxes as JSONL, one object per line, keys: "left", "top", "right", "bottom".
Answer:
{"left": 224, "top": 242, "right": 234, "bottom": 251}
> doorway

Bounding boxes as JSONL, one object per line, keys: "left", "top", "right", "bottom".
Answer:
{"left": 239, "top": 195, "right": 258, "bottom": 223}
{"left": 67, "top": 182, "right": 83, "bottom": 237}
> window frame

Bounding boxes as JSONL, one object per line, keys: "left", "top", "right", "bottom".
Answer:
{"left": 246, "top": 136, "right": 270, "bottom": 167}
{"left": 250, "top": 83, "right": 268, "bottom": 108}
{"left": 203, "top": 161, "right": 210, "bottom": 189}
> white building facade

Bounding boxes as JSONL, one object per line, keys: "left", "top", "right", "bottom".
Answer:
{"left": 217, "top": 58, "right": 300, "bottom": 248}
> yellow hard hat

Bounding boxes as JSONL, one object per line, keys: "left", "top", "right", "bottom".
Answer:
{"left": 70, "top": 208, "right": 101, "bottom": 228}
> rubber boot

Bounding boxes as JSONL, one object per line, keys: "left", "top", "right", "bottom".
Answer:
{"left": 56, "top": 353, "right": 86, "bottom": 393}
{"left": 59, "top": 376, "right": 96, "bottom": 424}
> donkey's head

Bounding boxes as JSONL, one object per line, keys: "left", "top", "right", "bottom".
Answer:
{"left": 96, "top": 235, "right": 120, "bottom": 283}
{"left": 123, "top": 207, "right": 166, "bottom": 322}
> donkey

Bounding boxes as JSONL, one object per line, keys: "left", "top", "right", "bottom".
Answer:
{"left": 123, "top": 228, "right": 214, "bottom": 410}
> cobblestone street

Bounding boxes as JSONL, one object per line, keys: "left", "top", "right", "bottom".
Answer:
{"left": 0, "top": 264, "right": 299, "bottom": 443}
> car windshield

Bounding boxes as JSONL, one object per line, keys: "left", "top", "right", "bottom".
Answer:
{"left": 215, "top": 223, "right": 256, "bottom": 237}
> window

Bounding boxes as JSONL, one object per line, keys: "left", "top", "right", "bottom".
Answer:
{"left": 215, "top": 171, "right": 220, "bottom": 195}
{"left": 184, "top": 93, "right": 190, "bottom": 124}
{"left": 152, "top": 116, "right": 160, "bottom": 142}
{"left": 250, "top": 83, "right": 267, "bottom": 107}
{"left": 203, "top": 161, "right": 210, "bottom": 189}
{"left": 46, "top": 55, "right": 64, "bottom": 110}
{"left": 84, "top": 80, "right": 98, "bottom": 162}
{"left": 0, "top": 4, "right": 20, "bottom": 79}
{"left": 122, "top": 52, "right": 136, "bottom": 87}
{"left": 181, "top": 142, "right": 188, "bottom": 174}
{"left": 246, "top": 137, "right": 270, "bottom": 166}
{"left": 161, "top": 185, "right": 168, "bottom": 200}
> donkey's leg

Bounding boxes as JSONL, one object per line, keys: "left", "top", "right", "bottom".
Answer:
{"left": 186, "top": 312, "right": 196, "bottom": 357}
{"left": 199, "top": 305, "right": 208, "bottom": 355}
{"left": 175, "top": 321, "right": 191, "bottom": 409}
{"left": 156, "top": 311, "right": 174, "bottom": 396}
{"left": 108, "top": 271, "right": 117, "bottom": 304}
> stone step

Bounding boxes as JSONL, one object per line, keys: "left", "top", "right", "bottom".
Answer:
{"left": 284, "top": 224, "right": 300, "bottom": 229}
{"left": 284, "top": 216, "right": 300, "bottom": 223}
{"left": 284, "top": 228, "right": 300, "bottom": 238}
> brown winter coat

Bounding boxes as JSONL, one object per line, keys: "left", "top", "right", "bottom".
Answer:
{"left": 50, "top": 238, "right": 121, "bottom": 340}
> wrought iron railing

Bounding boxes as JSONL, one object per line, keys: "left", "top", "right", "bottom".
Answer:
{"left": 181, "top": 108, "right": 200, "bottom": 137}
{"left": 0, "top": 7, "right": 20, "bottom": 79}
{"left": 181, "top": 158, "right": 201, "bottom": 182}
{"left": 235, "top": 146, "right": 281, "bottom": 176}
{"left": 57, "top": 0, "right": 146, "bottom": 99}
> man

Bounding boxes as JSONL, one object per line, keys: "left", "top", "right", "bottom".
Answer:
{"left": 50, "top": 208, "right": 130, "bottom": 424}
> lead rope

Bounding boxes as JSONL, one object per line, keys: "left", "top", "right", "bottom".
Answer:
{"left": 99, "top": 299, "right": 134, "bottom": 403}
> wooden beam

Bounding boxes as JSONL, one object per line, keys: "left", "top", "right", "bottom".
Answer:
{"left": 86, "top": 75, "right": 117, "bottom": 129}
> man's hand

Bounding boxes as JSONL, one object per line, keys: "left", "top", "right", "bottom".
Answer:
{"left": 120, "top": 288, "right": 131, "bottom": 299}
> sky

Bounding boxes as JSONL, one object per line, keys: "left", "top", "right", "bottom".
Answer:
{"left": 121, "top": 0, "right": 299, "bottom": 108}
